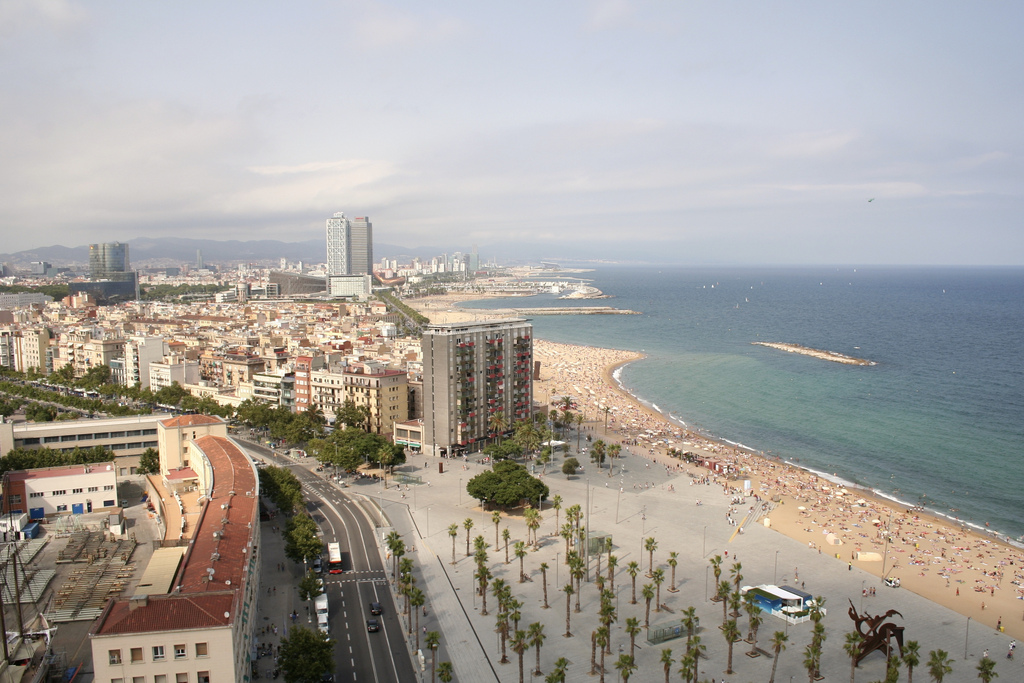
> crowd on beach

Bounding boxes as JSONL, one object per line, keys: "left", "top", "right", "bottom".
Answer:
{"left": 406, "top": 294, "right": 1024, "bottom": 638}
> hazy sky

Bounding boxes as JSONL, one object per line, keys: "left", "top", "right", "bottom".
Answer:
{"left": 2, "top": 1, "right": 1023, "bottom": 264}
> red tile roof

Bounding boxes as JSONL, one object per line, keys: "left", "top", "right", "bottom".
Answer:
{"left": 176, "top": 436, "right": 258, "bottom": 593}
{"left": 160, "top": 414, "right": 223, "bottom": 428}
{"left": 93, "top": 593, "right": 235, "bottom": 635}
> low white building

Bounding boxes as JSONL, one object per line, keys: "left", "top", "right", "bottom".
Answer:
{"left": 1, "top": 462, "right": 118, "bottom": 518}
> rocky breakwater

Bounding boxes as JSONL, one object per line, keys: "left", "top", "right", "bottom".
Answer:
{"left": 752, "top": 341, "right": 876, "bottom": 366}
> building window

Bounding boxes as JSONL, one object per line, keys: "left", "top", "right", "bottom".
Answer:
{"left": 52, "top": 490, "right": 66, "bottom": 496}
{"left": 154, "top": 676, "right": 166, "bottom": 683}
{"left": 56, "top": 505, "right": 68, "bottom": 512}
{"left": 133, "top": 677, "right": 145, "bottom": 683}
{"left": 112, "top": 679, "right": 124, "bottom": 683}
{"left": 174, "top": 645, "right": 186, "bottom": 659}
{"left": 104, "top": 485, "right": 115, "bottom": 491}
{"left": 73, "top": 488, "right": 83, "bottom": 494}
{"left": 88, "top": 487, "right": 99, "bottom": 492}
{"left": 130, "top": 648, "right": 143, "bottom": 663}
{"left": 152, "top": 646, "right": 165, "bottom": 661}
{"left": 109, "top": 650, "right": 122, "bottom": 665}
{"left": 8, "top": 494, "right": 21, "bottom": 504}
{"left": 30, "top": 492, "right": 43, "bottom": 498}
{"left": 194, "top": 643, "right": 208, "bottom": 658}
{"left": 175, "top": 674, "right": 188, "bottom": 683}
{"left": 197, "top": 673, "right": 209, "bottom": 683}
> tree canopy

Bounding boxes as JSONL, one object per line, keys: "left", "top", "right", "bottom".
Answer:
{"left": 1, "top": 446, "right": 115, "bottom": 477}
{"left": 306, "top": 427, "right": 404, "bottom": 473}
{"left": 466, "top": 460, "right": 549, "bottom": 510}
{"left": 258, "top": 465, "right": 304, "bottom": 515}
{"left": 278, "top": 626, "right": 333, "bottom": 683}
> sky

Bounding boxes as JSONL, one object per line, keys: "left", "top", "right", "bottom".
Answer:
{"left": 2, "top": 1, "right": 1023, "bottom": 265}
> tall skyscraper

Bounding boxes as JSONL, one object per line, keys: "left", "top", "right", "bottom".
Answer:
{"left": 326, "top": 212, "right": 373, "bottom": 276}
{"left": 349, "top": 216, "right": 373, "bottom": 276}
{"left": 326, "top": 212, "right": 350, "bottom": 276}
{"left": 89, "top": 242, "right": 130, "bottom": 279}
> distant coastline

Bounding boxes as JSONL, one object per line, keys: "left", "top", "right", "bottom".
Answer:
{"left": 752, "top": 341, "right": 876, "bottom": 366}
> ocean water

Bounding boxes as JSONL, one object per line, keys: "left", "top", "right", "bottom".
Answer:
{"left": 462, "top": 266, "right": 1024, "bottom": 540}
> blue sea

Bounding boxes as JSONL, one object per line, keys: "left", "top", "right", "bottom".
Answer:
{"left": 462, "top": 266, "right": 1024, "bottom": 541}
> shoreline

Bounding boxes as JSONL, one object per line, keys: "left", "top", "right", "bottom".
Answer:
{"left": 405, "top": 293, "right": 1024, "bottom": 637}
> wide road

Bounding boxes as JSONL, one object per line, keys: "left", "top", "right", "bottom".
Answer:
{"left": 243, "top": 440, "right": 416, "bottom": 683}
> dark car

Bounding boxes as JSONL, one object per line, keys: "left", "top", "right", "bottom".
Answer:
{"left": 366, "top": 618, "right": 380, "bottom": 632}
{"left": 369, "top": 601, "right": 383, "bottom": 615}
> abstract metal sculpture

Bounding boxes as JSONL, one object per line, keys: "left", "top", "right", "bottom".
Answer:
{"left": 847, "top": 599, "right": 905, "bottom": 666}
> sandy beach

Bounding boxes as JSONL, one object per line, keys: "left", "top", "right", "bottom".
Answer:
{"left": 406, "top": 293, "right": 1024, "bottom": 639}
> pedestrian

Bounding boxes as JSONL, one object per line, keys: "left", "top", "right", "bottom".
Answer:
{"left": 956, "top": 587, "right": 959, "bottom": 596}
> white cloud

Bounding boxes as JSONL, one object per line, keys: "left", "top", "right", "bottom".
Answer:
{"left": 351, "top": 6, "right": 465, "bottom": 49}
{"left": 0, "top": 0, "right": 86, "bottom": 39}
{"left": 584, "top": 0, "right": 635, "bottom": 32}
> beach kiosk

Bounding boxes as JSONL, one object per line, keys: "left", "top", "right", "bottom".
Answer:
{"left": 742, "top": 584, "right": 822, "bottom": 624}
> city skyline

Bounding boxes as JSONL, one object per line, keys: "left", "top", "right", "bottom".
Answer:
{"left": 2, "top": 3, "right": 1023, "bottom": 265}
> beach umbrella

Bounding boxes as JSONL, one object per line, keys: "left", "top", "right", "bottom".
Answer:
{"left": 797, "top": 506, "right": 807, "bottom": 511}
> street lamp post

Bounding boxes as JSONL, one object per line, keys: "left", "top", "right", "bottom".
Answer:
{"left": 774, "top": 550, "right": 779, "bottom": 584}
{"left": 964, "top": 616, "right": 971, "bottom": 659}
{"left": 703, "top": 526, "right": 707, "bottom": 558}
{"left": 860, "top": 580, "right": 866, "bottom": 611}
{"left": 705, "top": 565, "right": 709, "bottom": 602}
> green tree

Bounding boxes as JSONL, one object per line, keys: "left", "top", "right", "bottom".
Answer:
{"left": 540, "top": 562, "right": 550, "bottom": 608}
{"left": 545, "top": 657, "right": 569, "bottom": 683}
{"left": 425, "top": 631, "right": 440, "bottom": 683}
{"left": 927, "top": 650, "right": 954, "bottom": 683}
{"left": 528, "top": 621, "right": 546, "bottom": 676}
{"left": 644, "top": 537, "right": 658, "bottom": 576}
{"left": 642, "top": 583, "right": 654, "bottom": 628}
{"left": 284, "top": 514, "right": 324, "bottom": 565}
{"left": 510, "top": 629, "right": 528, "bottom": 683}
{"left": 562, "top": 583, "right": 574, "bottom": 637}
{"left": 436, "top": 661, "right": 453, "bottom": 683}
{"left": 298, "top": 570, "right": 323, "bottom": 602}
{"left": 448, "top": 523, "right": 459, "bottom": 564}
{"left": 844, "top": 630, "right": 864, "bottom": 683}
{"left": 625, "top": 617, "right": 641, "bottom": 658}
{"left": 627, "top": 561, "right": 640, "bottom": 604}
{"left": 136, "top": 447, "right": 160, "bottom": 475}
{"left": 590, "top": 439, "right": 606, "bottom": 469}
{"left": 614, "top": 654, "right": 637, "bottom": 683}
{"left": 976, "top": 656, "right": 998, "bottom": 683}
{"left": 561, "top": 457, "right": 580, "bottom": 476}
{"left": 723, "top": 618, "right": 740, "bottom": 674}
{"left": 660, "top": 647, "right": 673, "bottom": 683}
{"left": 488, "top": 410, "right": 508, "bottom": 445}
{"left": 463, "top": 518, "right": 474, "bottom": 557}
{"left": 466, "top": 460, "right": 549, "bottom": 509}
{"left": 903, "top": 640, "right": 921, "bottom": 683}
{"left": 769, "top": 631, "right": 789, "bottom": 683}
{"left": 278, "top": 626, "right": 332, "bottom": 683}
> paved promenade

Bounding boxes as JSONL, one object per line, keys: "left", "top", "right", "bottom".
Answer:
{"left": 355, "top": 450, "right": 1020, "bottom": 682}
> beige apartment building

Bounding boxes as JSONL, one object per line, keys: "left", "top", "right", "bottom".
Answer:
{"left": 310, "top": 362, "right": 409, "bottom": 436}
{"left": 90, "top": 416, "right": 260, "bottom": 683}
{"left": 53, "top": 330, "right": 125, "bottom": 377}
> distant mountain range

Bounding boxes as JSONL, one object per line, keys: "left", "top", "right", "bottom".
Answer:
{"left": 0, "top": 237, "right": 456, "bottom": 268}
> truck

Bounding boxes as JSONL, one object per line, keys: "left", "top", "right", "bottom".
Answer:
{"left": 327, "top": 542, "right": 343, "bottom": 574}
{"left": 314, "top": 593, "right": 328, "bottom": 617}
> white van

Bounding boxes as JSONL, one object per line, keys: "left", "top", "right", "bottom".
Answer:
{"left": 314, "top": 593, "right": 328, "bottom": 617}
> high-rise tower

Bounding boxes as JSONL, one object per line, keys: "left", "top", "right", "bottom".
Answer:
{"left": 326, "top": 212, "right": 349, "bottom": 276}
{"left": 326, "top": 212, "right": 373, "bottom": 276}
{"left": 89, "top": 242, "right": 130, "bottom": 279}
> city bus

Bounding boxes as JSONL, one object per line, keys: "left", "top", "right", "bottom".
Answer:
{"left": 327, "top": 542, "right": 343, "bottom": 574}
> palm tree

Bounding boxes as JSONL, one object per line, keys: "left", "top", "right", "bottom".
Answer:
{"left": 539, "top": 562, "right": 550, "bottom": 608}
{"left": 575, "top": 412, "right": 585, "bottom": 450}
{"left": 562, "top": 583, "right": 574, "bottom": 637}
{"left": 551, "top": 494, "right": 563, "bottom": 532}
{"left": 620, "top": 616, "right": 640, "bottom": 657}
{"left": 570, "top": 557, "right": 585, "bottom": 613}
{"left": 545, "top": 657, "right": 569, "bottom": 683}
{"left": 652, "top": 568, "right": 665, "bottom": 612}
{"left": 730, "top": 561, "right": 743, "bottom": 593}
{"left": 660, "top": 648, "right": 673, "bottom": 683}
{"left": 768, "top": 631, "right": 789, "bottom": 683}
{"left": 463, "top": 517, "right": 474, "bottom": 556}
{"left": 410, "top": 588, "right": 425, "bottom": 649}
{"left": 976, "top": 656, "right": 998, "bottom": 683}
{"left": 528, "top": 622, "right": 546, "bottom": 676}
{"left": 717, "top": 581, "right": 732, "bottom": 626}
{"left": 437, "top": 661, "right": 453, "bottom": 683}
{"left": 903, "top": 640, "right": 921, "bottom": 683}
{"left": 642, "top": 583, "right": 655, "bottom": 628}
{"left": 602, "top": 405, "right": 611, "bottom": 431}
{"left": 627, "top": 561, "right": 640, "bottom": 603}
{"left": 607, "top": 443, "right": 621, "bottom": 473}
{"left": 844, "top": 630, "right": 864, "bottom": 683}
{"left": 510, "top": 629, "right": 528, "bottom": 683}
{"left": 644, "top": 537, "right": 658, "bottom": 576}
{"left": 447, "top": 523, "right": 459, "bottom": 564}
{"left": 489, "top": 410, "right": 508, "bottom": 445}
{"left": 723, "top": 619, "right": 740, "bottom": 674}
{"left": 682, "top": 606, "right": 699, "bottom": 649}
{"left": 596, "top": 626, "right": 609, "bottom": 683}
{"left": 509, "top": 598, "right": 524, "bottom": 633}
{"left": 803, "top": 643, "right": 821, "bottom": 683}
{"left": 503, "top": 527, "right": 512, "bottom": 563}
{"left": 687, "top": 636, "right": 707, "bottom": 683}
{"left": 679, "top": 650, "right": 697, "bottom": 683}
{"left": 710, "top": 554, "right": 723, "bottom": 600}
{"left": 590, "top": 630, "right": 598, "bottom": 675}
{"left": 496, "top": 609, "right": 510, "bottom": 664}
{"left": 514, "top": 541, "right": 527, "bottom": 582}
{"left": 425, "top": 631, "right": 440, "bottom": 683}
{"left": 667, "top": 551, "right": 679, "bottom": 592}
{"left": 614, "top": 654, "right": 637, "bottom": 682}
{"left": 607, "top": 554, "right": 618, "bottom": 591}
{"left": 492, "top": 510, "right": 502, "bottom": 546}
{"left": 927, "top": 650, "right": 954, "bottom": 682}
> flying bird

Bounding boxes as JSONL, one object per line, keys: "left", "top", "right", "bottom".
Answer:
{"left": 868, "top": 198, "right": 875, "bottom": 202}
